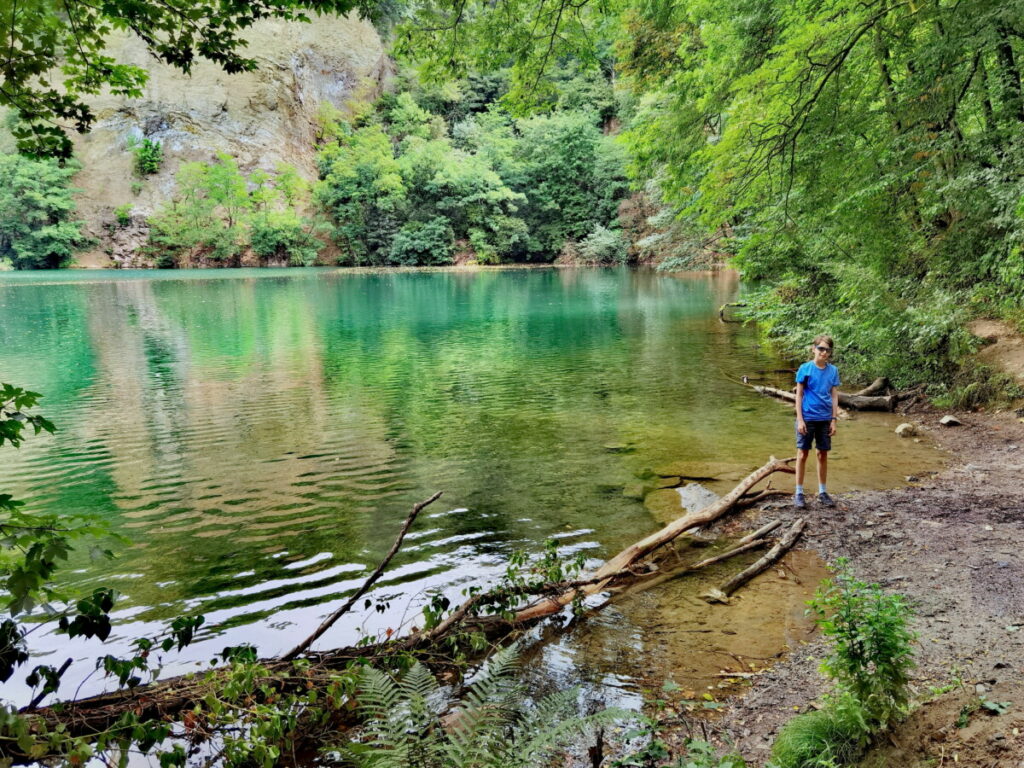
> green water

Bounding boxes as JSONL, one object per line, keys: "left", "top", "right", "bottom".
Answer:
{"left": 0, "top": 267, "right": 939, "bottom": 700}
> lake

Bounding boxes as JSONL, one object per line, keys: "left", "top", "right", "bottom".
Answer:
{"left": 0, "top": 267, "right": 941, "bottom": 703}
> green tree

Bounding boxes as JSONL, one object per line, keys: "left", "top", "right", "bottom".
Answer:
{"left": 514, "top": 110, "right": 628, "bottom": 257}
{"left": 0, "top": 154, "right": 87, "bottom": 269}
{"left": 147, "top": 155, "right": 316, "bottom": 267}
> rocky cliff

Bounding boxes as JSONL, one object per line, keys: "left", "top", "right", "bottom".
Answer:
{"left": 67, "top": 13, "right": 390, "bottom": 267}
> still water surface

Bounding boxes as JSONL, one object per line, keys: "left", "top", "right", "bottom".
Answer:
{"left": 0, "top": 267, "right": 940, "bottom": 702}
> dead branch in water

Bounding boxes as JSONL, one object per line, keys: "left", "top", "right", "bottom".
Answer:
{"left": 282, "top": 491, "right": 443, "bottom": 661}
{"left": 512, "top": 456, "right": 795, "bottom": 621}
{"left": 701, "top": 518, "right": 806, "bottom": 604}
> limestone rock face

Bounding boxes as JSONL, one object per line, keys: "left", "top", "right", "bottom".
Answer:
{"left": 68, "top": 14, "right": 390, "bottom": 266}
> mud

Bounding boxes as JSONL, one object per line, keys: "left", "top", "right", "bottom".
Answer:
{"left": 646, "top": 410, "right": 1024, "bottom": 766}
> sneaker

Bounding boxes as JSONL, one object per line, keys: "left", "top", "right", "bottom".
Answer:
{"left": 793, "top": 493, "right": 807, "bottom": 509}
{"left": 818, "top": 492, "right": 836, "bottom": 508}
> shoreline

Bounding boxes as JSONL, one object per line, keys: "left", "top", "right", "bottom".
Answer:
{"left": 659, "top": 408, "right": 1024, "bottom": 766}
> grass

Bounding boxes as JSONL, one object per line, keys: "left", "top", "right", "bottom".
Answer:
{"left": 768, "top": 706, "right": 865, "bottom": 768}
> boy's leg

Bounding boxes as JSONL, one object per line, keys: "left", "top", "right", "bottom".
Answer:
{"left": 815, "top": 421, "right": 836, "bottom": 506}
{"left": 795, "top": 449, "right": 810, "bottom": 486}
{"left": 794, "top": 448, "right": 810, "bottom": 508}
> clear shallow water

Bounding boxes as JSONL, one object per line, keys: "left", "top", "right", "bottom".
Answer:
{"left": 0, "top": 267, "right": 941, "bottom": 702}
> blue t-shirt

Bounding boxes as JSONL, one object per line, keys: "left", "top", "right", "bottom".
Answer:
{"left": 795, "top": 362, "right": 840, "bottom": 421}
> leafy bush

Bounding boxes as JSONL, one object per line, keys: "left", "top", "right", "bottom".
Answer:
{"left": 769, "top": 561, "right": 916, "bottom": 767}
{"left": 114, "top": 203, "right": 133, "bottom": 227}
{"left": 0, "top": 153, "right": 87, "bottom": 269}
{"left": 129, "top": 137, "right": 163, "bottom": 175}
{"left": 740, "top": 264, "right": 977, "bottom": 389}
{"left": 389, "top": 217, "right": 454, "bottom": 265}
{"left": 148, "top": 156, "right": 317, "bottom": 267}
{"left": 810, "top": 560, "right": 916, "bottom": 729}
{"left": 339, "top": 645, "right": 623, "bottom": 768}
{"left": 250, "top": 212, "right": 319, "bottom": 266}
{"left": 675, "top": 739, "right": 748, "bottom": 768}
{"left": 931, "top": 366, "right": 1024, "bottom": 411}
{"left": 579, "top": 224, "right": 628, "bottom": 264}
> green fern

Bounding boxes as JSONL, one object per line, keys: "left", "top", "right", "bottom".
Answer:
{"left": 338, "top": 645, "right": 624, "bottom": 768}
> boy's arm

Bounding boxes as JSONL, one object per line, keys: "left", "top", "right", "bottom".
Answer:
{"left": 829, "top": 386, "right": 839, "bottom": 436}
{"left": 795, "top": 382, "right": 807, "bottom": 434}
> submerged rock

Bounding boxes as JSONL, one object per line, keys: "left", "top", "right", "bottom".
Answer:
{"left": 644, "top": 483, "right": 721, "bottom": 524}
{"left": 895, "top": 423, "right": 918, "bottom": 438}
{"left": 652, "top": 461, "right": 749, "bottom": 481}
{"left": 603, "top": 442, "right": 636, "bottom": 453}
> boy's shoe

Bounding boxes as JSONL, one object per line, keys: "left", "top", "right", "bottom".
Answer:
{"left": 818, "top": 492, "right": 836, "bottom": 508}
{"left": 793, "top": 493, "right": 807, "bottom": 509}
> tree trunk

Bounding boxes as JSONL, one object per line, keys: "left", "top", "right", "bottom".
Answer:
{"left": 995, "top": 24, "right": 1024, "bottom": 123}
{"left": 513, "top": 456, "right": 795, "bottom": 621}
{"left": 751, "top": 384, "right": 895, "bottom": 412}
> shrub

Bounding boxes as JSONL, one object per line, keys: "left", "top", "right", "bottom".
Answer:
{"left": 0, "top": 153, "right": 87, "bottom": 269}
{"left": 810, "top": 560, "right": 916, "bottom": 729}
{"left": 389, "top": 217, "right": 454, "bottom": 265}
{"left": 676, "top": 739, "right": 748, "bottom": 768}
{"left": 250, "top": 212, "right": 319, "bottom": 266}
{"left": 129, "top": 137, "right": 163, "bottom": 175}
{"left": 148, "top": 157, "right": 318, "bottom": 267}
{"left": 579, "top": 224, "right": 628, "bottom": 264}
{"left": 931, "top": 365, "right": 1024, "bottom": 410}
{"left": 114, "top": 203, "right": 133, "bottom": 227}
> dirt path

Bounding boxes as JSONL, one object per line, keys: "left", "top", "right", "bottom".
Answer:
{"left": 970, "top": 319, "right": 1024, "bottom": 383}
{"left": 666, "top": 410, "right": 1024, "bottom": 766}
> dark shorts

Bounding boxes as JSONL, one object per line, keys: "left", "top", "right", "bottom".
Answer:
{"left": 796, "top": 420, "right": 832, "bottom": 451}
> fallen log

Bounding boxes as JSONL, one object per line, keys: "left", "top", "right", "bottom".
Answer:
{"left": 513, "top": 456, "right": 795, "bottom": 621}
{"left": 701, "top": 518, "right": 806, "bottom": 604}
{"left": 719, "top": 302, "right": 747, "bottom": 323}
{"left": 751, "top": 384, "right": 894, "bottom": 412}
{"left": 852, "top": 377, "right": 889, "bottom": 397}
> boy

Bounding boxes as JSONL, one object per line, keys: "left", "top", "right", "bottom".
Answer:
{"left": 794, "top": 334, "right": 840, "bottom": 509}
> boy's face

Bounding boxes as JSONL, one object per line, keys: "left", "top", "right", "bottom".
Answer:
{"left": 812, "top": 343, "right": 832, "bottom": 366}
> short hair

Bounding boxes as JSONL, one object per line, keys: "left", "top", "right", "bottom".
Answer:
{"left": 812, "top": 334, "right": 834, "bottom": 350}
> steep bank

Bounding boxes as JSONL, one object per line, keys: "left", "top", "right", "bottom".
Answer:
{"left": 66, "top": 15, "right": 390, "bottom": 267}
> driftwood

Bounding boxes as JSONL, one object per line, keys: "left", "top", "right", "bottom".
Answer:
{"left": 751, "top": 384, "right": 895, "bottom": 412}
{"left": 513, "top": 456, "right": 795, "bottom": 621}
{"left": 701, "top": 519, "right": 806, "bottom": 604}
{"left": 719, "top": 302, "right": 747, "bottom": 323}
{"left": 18, "top": 457, "right": 797, "bottom": 755}
{"left": 852, "top": 377, "right": 890, "bottom": 397}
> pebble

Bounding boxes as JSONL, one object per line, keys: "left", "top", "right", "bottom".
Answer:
{"left": 976, "top": 683, "right": 988, "bottom": 694}
{"left": 939, "top": 415, "right": 962, "bottom": 426}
